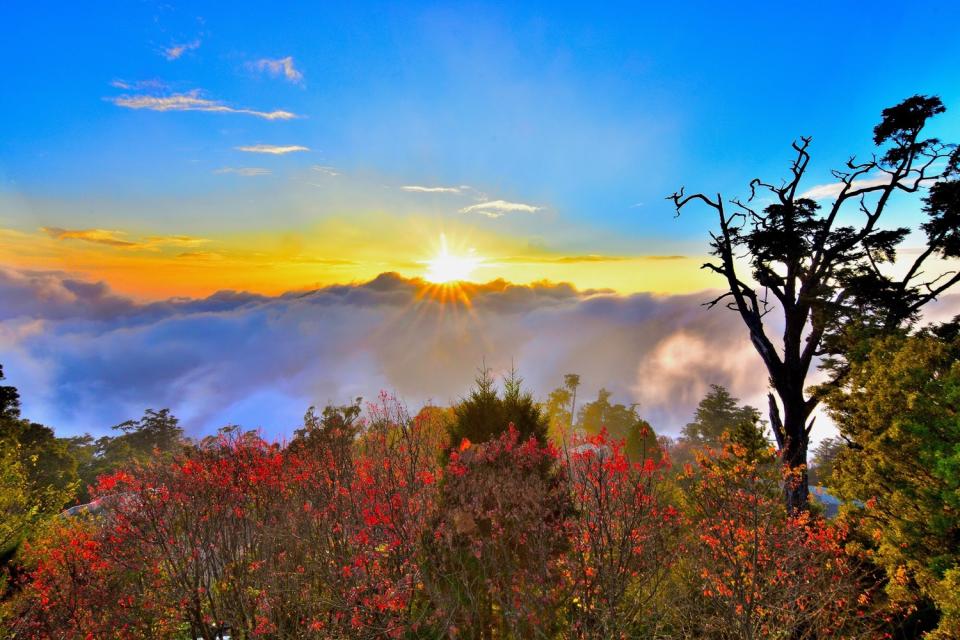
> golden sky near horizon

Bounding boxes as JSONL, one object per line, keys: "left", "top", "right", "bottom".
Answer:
{"left": 0, "top": 217, "right": 718, "bottom": 299}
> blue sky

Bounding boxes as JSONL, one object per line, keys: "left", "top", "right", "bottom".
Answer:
{"left": 3, "top": 1, "right": 959, "bottom": 262}
{"left": 2, "top": 2, "right": 960, "bottom": 437}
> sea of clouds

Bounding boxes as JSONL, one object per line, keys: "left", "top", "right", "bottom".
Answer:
{"left": 3, "top": 266, "right": 956, "bottom": 442}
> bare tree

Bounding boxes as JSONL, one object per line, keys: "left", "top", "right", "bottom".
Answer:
{"left": 669, "top": 95, "right": 960, "bottom": 512}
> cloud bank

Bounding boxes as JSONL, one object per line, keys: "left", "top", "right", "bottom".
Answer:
{"left": 0, "top": 268, "right": 788, "bottom": 441}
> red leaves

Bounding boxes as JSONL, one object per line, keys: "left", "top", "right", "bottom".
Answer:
{"left": 10, "top": 400, "right": 885, "bottom": 639}
{"left": 676, "top": 442, "right": 880, "bottom": 637}
{"left": 94, "top": 470, "right": 133, "bottom": 493}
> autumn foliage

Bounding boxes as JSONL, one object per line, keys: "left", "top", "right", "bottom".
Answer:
{"left": 6, "top": 396, "right": 879, "bottom": 639}
{"left": 669, "top": 443, "right": 881, "bottom": 639}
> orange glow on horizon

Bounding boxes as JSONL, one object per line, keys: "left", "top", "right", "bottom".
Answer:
{"left": 0, "top": 223, "right": 718, "bottom": 300}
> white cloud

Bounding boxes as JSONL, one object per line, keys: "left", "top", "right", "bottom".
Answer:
{"left": 800, "top": 174, "right": 892, "bottom": 200}
{"left": 214, "top": 167, "right": 271, "bottom": 177}
{"left": 110, "top": 79, "right": 168, "bottom": 91}
{"left": 1, "top": 269, "right": 769, "bottom": 437}
{"left": 459, "top": 200, "right": 542, "bottom": 218}
{"left": 12, "top": 270, "right": 959, "bottom": 441}
{"left": 235, "top": 144, "right": 310, "bottom": 155}
{"left": 402, "top": 185, "right": 463, "bottom": 194}
{"left": 634, "top": 330, "right": 761, "bottom": 426}
{"left": 312, "top": 165, "right": 340, "bottom": 177}
{"left": 163, "top": 39, "right": 201, "bottom": 60}
{"left": 251, "top": 56, "right": 303, "bottom": 83}
{"left": 109, "top": 90, "right": 297, "bottom": 120}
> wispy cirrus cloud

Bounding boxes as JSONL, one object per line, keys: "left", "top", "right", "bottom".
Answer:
{"left": 110, "top": 79, "right": 168, "bottom": 91}
{"left": 144, "top": 235, "right": 208, "bottom": 247}
{"left": 311, "top": 165, "right": 340, "bottom": 177}
{"left": 41, "top": 228, "right": 208, "bottom": 250}
{"left": 177, "top": 251, "right": 224, "bottom": 261}
{"left": 109, "top": 90, "right": 297, "bottom": 120}
{"left": 401, "top": 185, "right": 465, "bottom": 194}
{"left": 250, "top": 56, "right": 303, "bottom": 83}
{"left": 163, "top": 39, "right": 201, "bottom": 60}
{"left": 235, "top": 144, "right": 310, "bottom": 155}
{"left": 800, "top": 174, "right": 893, "bottom": 200}
{"left": 214, "top": 167, "right": 271, "bottom": 177}
{"left": 459, "top": 200, "right": 541, "bottom": 218}
{"left": 41, "top": 227, "right": 138, "bottom": 248}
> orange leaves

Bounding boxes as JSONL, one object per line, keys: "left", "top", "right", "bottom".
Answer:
{"left": 675, "top": 441, "right": 881, "bottom": 638}
{"left": 10, "top": 398, "right": 889, "bottom": 638}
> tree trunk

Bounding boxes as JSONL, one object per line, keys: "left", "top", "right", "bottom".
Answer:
{"left": 779, "top": 394, "right": 810, "bottom": 513}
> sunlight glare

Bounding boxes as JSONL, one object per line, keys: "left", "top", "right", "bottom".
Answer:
{"left": 424, "top": 234, "right": 481, "bottom": 283}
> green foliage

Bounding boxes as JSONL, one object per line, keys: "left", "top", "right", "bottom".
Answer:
{"left": 826, "top": 328, "right": 960, "bottom": 636}
{"left": 0, "top": 368, "right": 77, "bottom": 583}
{"left": 578, "top": 388, "right": 659, "bottom": 461}
{"left": 291, "top": 397, "right": 363, "bottom": 452}
{"left": 68, "top": 408, "right": 186, "bottom": 503}
{"left": 543, "top": 386, "right": 572, "bottom": 443}
{"left": 450, "top": 366, "right": 548, "bottom": 446}
{"left": 673, "top": 95, "right": 960, "bottom": 513}
{"left": 809, "top": 437, "right": 844, "bottom": 487}
{"left": 0, "top": 365, "right": 20, "bottom": 422}
{"left": 0, "top": 443, "right": 36, "bottom": 561}
{"left": 1, "top": 367, "right": 77, "bottom": 502}
{"left": 682, "top": 384, "right": 761, "bottom": 445}
{"left": 671, "top": 385, "right": 769, "bottom": 469}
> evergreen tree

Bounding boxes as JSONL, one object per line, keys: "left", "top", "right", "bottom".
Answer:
{"left": 809, "top": 437, "right": 844, "bottom": 487}
{"left": 578, "top": 388, "right": 659, "bottom": 461}
{"left": 543, "top": 386, "right": 572, "bottom": 445}
{"left": 670, "top": 96, "right": 960, "bottom": 511}
{"left": 826, "top": 327, "right": 960, "bottom": 638}
{"left": 0, "top": 366, "right": 78, "bottom": 578}
{"left": 69, "top": 409, "right": 187, "bottom": 503}
{"left": 450, "top": 365, "right": 548, "bottom": 446}
{"left": 682, "top": 384, "right": 762, "bottom": 446}
{"left": 290, "top": 398, "right": 363, "bottom": 452}
{"left": 674, "top": 385, "right": 769, "bottom": 467}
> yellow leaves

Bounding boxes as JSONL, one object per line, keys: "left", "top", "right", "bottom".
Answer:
{"left": 892, "top": 565, "right": 911, "bottom": 587}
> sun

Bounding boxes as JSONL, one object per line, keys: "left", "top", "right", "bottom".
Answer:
{"left": 424, "top": 234, "right": 481, "bottom": 284}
